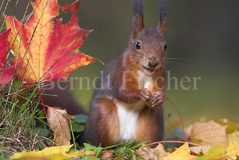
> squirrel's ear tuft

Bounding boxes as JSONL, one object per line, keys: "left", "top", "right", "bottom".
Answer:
{"left": 157, "top": 0, "right": 168, "bottom": 36}
{"left": 130, "top": 0, "right": 144, "bottom": 41}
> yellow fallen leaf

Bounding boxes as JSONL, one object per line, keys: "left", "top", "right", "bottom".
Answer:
{"left": 47, "top": 107, "right": 74, "bottom": 146}
{"left": 195, "top": 145, "right": 228, "bottom": 160}
{"left": 11, "top": 145, "right": 74, "bottom": 160}
{"left": 166, "top": 142, "right": 196, "bottom": 160}
{"left": 215, "top": 118, "right": 239, "bottom": 134}
{"left": 190, "top": 120, "right": 228, "bottom": 148}
{"left": 11, "top": 145, "right": 96, "bottom": 160}
{"left": 225, "top": 131, "right": 239, "bottom": 159}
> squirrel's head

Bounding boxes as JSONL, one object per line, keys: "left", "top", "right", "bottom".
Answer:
{"left": 128, "top": 0, "right": 168, "bottom": 75}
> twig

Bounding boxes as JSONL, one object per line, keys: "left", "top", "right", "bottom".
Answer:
{"left": 166, "top": 113, "right": 188, "bottom": 141}
{"left": 166, "top": 97, "right": 186, "bottom": 138}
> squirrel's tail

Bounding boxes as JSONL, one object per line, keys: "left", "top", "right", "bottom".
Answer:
{"left": 40, "top": 81, "right": 86, "bottom": 115}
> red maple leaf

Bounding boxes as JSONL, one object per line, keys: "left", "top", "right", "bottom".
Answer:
{"left": 5, "top": 0, "right": 100, "bottom": 83}
{"left": 0, "top": 29, "right": 15, "bottom": 87}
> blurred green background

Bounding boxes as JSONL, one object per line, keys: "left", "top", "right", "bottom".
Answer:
{"left": 1, "top": 0, "right": 239, "bottom": 124}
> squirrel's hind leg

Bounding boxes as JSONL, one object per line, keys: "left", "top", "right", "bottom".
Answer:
{"left": 83, "top": 98, "right": 120, "bottom": 147}
{"left": 135, "top": 105, "right": 164, "bottom": 143}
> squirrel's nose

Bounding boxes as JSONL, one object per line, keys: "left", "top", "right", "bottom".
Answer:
{"left": 148, "top": 59, "right": 158, "bottom": 68}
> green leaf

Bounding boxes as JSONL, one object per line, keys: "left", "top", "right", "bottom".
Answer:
{"left": 83, "top": 143, "right": 103, "bottom": 157}
{"left": 93, "top": 147, "right": 103, "bottom": 153}
{"left": 74, "top": 114, "right": 88, "bottom": 123}
{"left": 71, "top": 114, "right": 88, "bottom": 132}
{"left": 84, "top": 143, "right": 96, "bottom": 151}
{"left": 72, "top": 121, "right": 85, "bottom": 132}
{"left": 195, "top": 145, "right": 228, "bottom": 160}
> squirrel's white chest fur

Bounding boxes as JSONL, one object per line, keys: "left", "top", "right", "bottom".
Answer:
{"left": 115, "top": 70, "right": 152, "bottom": 142}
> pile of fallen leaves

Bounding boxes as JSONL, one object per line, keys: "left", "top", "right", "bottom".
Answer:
{"left": 9, "top": 119, "right": 239, "bottom": 160}
{"left": 135, "top": 119, "right": 239, "bottom": 160}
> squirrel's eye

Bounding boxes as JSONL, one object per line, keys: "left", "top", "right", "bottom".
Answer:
{"left": 164, "top": 44, "right": 167, "bottom": 51}
{"left": 136, "top": 42, "right": 141, "bottom": 50}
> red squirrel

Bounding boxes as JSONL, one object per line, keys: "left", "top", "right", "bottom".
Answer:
{"left": 81, "top": 0, "right": 168, "bottom": 147}
{"left": 41, "top": 0, "right": 168, "bottom": 147}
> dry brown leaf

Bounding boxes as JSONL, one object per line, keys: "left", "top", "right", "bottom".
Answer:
{"left": 47, "top": 107, "right": 74, "bottom": 146}
{"left": 190, "top": 145, "right": 211, "bottom": 156}
{"left": 148, "top": 143, "right": 169, "bottom": 159}
{"left": 135, "top": 147, "right": 158, "bottom": 160}
{"left": 190, "top": 120, "right": 228, "bottom": 148}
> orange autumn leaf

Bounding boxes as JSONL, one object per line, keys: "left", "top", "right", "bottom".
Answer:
{"left": 5, "top": 0, "right": 100, "bottom": 83}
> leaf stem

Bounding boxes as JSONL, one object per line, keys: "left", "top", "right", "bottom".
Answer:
{"left": 144, "top": 140, "right": 200, "bottom": 147}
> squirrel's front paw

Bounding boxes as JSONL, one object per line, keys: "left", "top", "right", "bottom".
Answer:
{"left": 140, "top": 88, "right": 153, "bottom": 102}
{"left": 140, "top": 88, "right": 155, "bottom": 108}
{"left": 152, "top": 91, "right": 166, "bottom": 107}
